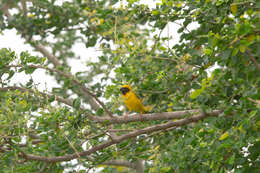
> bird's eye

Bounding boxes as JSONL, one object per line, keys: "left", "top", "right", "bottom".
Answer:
{"left": 120, "top": 87, "right": 130, "bottom": 95}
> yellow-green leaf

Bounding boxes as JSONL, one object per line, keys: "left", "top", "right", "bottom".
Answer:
{"left": 20, "top": 100, "right": 27, "bottom": 109}
{"left": 232, "top": 47, "right": 239, "bottom": 56}
{"left": 176, "top": 2, "right": 182, "bottom": 8}
{"left": 190, "top": 88, "right": 203, "bottom": 99}
{"left": 154, "top": 145, "right": 160, "bottom": 151}
{"left": 203, "top": 48, "right": 212, "bottom": 55}
{"left": 112, "top": 151, "right": 118, "bottom": 157}
{"left": 239, "top": 44, "right": 246, "bottom": 53}
{"left": 247, "top": 34, "right": 255, "bottom": 42}
{"left": 148, "top": 154, "right": 156, "bottom": 160}
{"left": 167, "top": 108, "right": 173, "bottom": 112}
{"left": 219, "top": 132, "right": 229, "bottom": 140}
{"left": 149, "top": 167, "right": 155, "bottom": 173}
{"left": 231, "top": 4, "right": 237, "bottom": 15}
{"left": 116, "top": 166, "right": 127, "bottom": 172}
{"left": 238, "top": 124, "right": 246, "bottom": 133}
{"left": 168, "top": 102, "right": 174, "bottom": 107}
{"left": 152, "top": 10, "right": 160, "bottom": 15}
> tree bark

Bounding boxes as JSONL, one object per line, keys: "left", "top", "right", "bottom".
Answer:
{"left": 135, "top": 160, "right": 144, "bottom": 173}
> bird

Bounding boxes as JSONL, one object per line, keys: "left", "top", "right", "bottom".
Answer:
{"left": 120, "top": 84, "right": 151, "bottom": 114}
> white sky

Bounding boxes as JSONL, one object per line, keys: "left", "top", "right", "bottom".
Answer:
{"left": 0, "top": 29, "right": 100, "bottom": 91}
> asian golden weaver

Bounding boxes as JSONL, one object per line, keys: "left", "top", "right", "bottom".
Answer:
{"left": 120, "top": 85, "right": 151, "bottom": 114}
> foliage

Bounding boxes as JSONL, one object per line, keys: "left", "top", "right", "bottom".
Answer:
{"left": 0, "top": 0, "right": 259, "bottom": 172}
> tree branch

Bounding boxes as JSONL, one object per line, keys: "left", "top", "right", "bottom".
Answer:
{"left": 19, "top": 110, "right": 223, "bottom": 163}
{"left": 32, "top": 42, "right": 62, "bottom": 67}
{"left": 246, "top": 50, "right": 260, "bottom": 73}
{"left": 36, "top": 163, "right": 48, "bottom": 173}
{"left": 4, "top": 64, "right": 113, "bottom": 117}
{"left": 0, "top": 86, "right": 221, "bottom": 126}
{"left": 94, "top": 109, "right": 202, "bottom": 124}
{"left": 134, "top": 160, "right": 145, "bottom": 173}
{"left": 0, "top": 87, "right": 210, "bottom": 125}
{"left": 0, "top": 86, "right": 97, "bottom": 122}
{"left": 28, "top": 40, "right": 108, "bottom": 113}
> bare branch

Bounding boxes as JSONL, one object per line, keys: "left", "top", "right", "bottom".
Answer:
{"left": 32, "top": 42, "right": 62, "bottom": 67}
{"left": 36, "top": 163, "right": 48, "bottom": 173}
{"left": 94, "top": 109, "right": 202, "bottom": 124}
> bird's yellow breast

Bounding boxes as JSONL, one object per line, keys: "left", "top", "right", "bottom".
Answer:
{"left": 122, "top": 91, "right": 146, "bottom": 113}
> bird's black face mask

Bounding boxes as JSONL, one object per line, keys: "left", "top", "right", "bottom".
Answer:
{"left": 120, "top": 87, "right": 130, "bottom": 95}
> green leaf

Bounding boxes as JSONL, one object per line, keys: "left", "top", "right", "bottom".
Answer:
{"left": 190, "top": 88, "right": 203, "bottom": 99}
{"left": 249, "top": 110, "right": 257, "bottom": 118}
{"left": 219, "top": 132, "right": 229, "bottom": 140}
{"left": 6, "top": 70, "right": 15, "bottom": 80}
{"left": 72, "top": 98, "right": 81, "bottom": 109}
{"left": 239, "top": 44, "right": 246, "bottom": 53}
{"left": 48, "top": 95, "right": 56, "bottom": 102}
{"left": 160, "top": 167, "right": 171, "bottom": 173}
{"left": 96, "top": 108, "right": 104, "bottom": 116}
{"left": 203, "top": 48, "right": 212, "bottom": 55}
{"left": 24, "top": 66, "right": 36, "bottom": 74}
{"left": 232, "top": 47, "right": 239, "bottom": 56}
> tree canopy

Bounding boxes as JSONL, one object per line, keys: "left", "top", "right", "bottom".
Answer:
{"left": 0, "top": 0, "right": 259, "bottom": 172}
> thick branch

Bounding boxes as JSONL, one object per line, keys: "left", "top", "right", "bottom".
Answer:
{"left": 33, "top": 43, "right": 62, "bottom": 67}
{"left": 95, "top": 109, "right": 201, "bottom": 124}
{"left": 20, "top": 110, "right": 223, "bottom": 163}
{"left": 135, "top": 160, "right": 144, "bottom": 173}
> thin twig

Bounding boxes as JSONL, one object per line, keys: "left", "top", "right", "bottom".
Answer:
{"left": 151, "top": 29, "right": 163, "bottom": 53}
{"left": 21, "top": 0, "right": 27, "bottom": 16}
{"left": 64, "top": 135, "right": 81, "bottom": 160}
{"left": 246, "top": 50, "right": 260, "bottom": 73}
{"left": 36, "top": 163, "right": 48, "bottom": 173}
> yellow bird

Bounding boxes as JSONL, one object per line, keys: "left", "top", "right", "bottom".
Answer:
{"left": 120, "top": 85, "right": 150, "bottom": 114}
